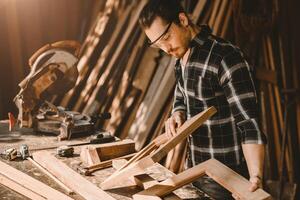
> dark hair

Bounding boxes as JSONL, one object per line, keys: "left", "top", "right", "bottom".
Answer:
{"left": 139, "top": 0, "right": 185, "bottom": 28}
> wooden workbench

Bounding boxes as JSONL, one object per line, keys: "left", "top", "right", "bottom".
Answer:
{"left": 0, "top": 121, "right": 205, "bottom": 199}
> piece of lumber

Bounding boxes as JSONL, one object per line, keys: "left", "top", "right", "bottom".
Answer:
{"left": 118, "top": 133, "right": 168, "bottom": 171}
{"left": 32, "top": 151, "right": 116, "bottom": 200}
{"left": 101, "top": 107, "right": 217, "bottom": 190}
{"left": 80, "top": 139, "right": 136, "bottom": 166}
{"left": 205, "top": 159, "right": 271, "bottom": 200}
{"left": 27, "top": 157, "right": 74, "bottom": 195}
{"left": 134, "top": 174, "right": 182, "bottom": 200}
{"left": 133, "top": 159, "right": 271, "bottom": 200}
{"left": 112, "top": 159, "right": 128, "bottom": 170}
{"left": 0, "top": 173, "right": 46, "bottom": 200}
{"left": 255, "top": 67, "right": 277, "bottom": 85}
{"left": 80, "top": 153, "right": 136, "bottom": 175}
{"left": 0, "top": 160, "right": 73, "bottom": 200}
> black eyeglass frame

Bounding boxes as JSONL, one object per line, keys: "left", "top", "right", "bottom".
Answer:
{"left": 147, "top": 22, "right": 172, "bottom": 46}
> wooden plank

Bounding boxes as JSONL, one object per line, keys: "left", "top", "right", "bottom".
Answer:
{"left": 0, "top": 173, "right": 46, "bottom": 200}
{"left": 0, "top": 160, "right": 73, "bottom": 200}
{"left": 205, "top": 159, "right": 271, "bottom": 200}
{"left": 32, "top": 151, "right": 116, "bottom": 200}
{"left": 133, "top": 161, "right": 207, "bottom": 200}
{"left": 255, "top": 67, "right": 277, "bottom": 85}
{"left": 134, "top": 174, "right": 182, "bottom": 200}
{"left": 100, "top": 107, "right": 217, "bottom": 190}
{"left": 80, "top": 139, "right": 136, "bottom": 165}
{"left": 213, "top": 0, "right": 228, "bottom": 35}
{"left": 27, "top": 157, "right": 74, "bottom": 195}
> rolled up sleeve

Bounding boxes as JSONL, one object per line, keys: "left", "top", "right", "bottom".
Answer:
{"left": 219, "top": 49, "right": 267, "bottom": 144}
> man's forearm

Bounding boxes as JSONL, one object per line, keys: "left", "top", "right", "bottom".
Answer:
{"left": 242, "top": 144, "right": 265, "bottom": 179}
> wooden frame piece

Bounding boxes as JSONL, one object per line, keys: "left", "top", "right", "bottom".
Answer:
{"left": 0, "top": 160, "right": 73, "bottom": 200}
{"left": 32, "top": 151, "right": 116, "bottom": 200}
{"left": 100, "top": 107, "right": 217, "bottom": 190}
{"left": 133, "top": 159, "right": 271, "bottom": 200}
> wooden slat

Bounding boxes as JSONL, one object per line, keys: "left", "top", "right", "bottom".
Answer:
{"left": 80, "top": 139, "right": 136, "bottom": 165}
{"left": 0, "top": 173, "right": 46, "bottom": 200}
{"left": 32, "top": 151, "right": 116, "bottom": 200}
{"left": 0, "top": 160, "right": 73, "bottom": 200}
{"left": 205, "top": 159, "right": 271, "bottom": 200}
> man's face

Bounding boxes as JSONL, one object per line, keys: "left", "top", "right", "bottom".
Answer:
{"left": 144, "top": 14, "right": 191, "bottom": 58}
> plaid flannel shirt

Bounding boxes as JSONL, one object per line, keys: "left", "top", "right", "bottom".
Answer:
{"left": 172, "top": 25, "right": 267, "bottom": 168}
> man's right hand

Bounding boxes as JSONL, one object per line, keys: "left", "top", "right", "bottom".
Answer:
{"left": 165, "top": 111, "right": 186, "bottom": 138}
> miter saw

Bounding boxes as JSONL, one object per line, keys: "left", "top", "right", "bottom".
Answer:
{"left": 13, "top": 40, "right": 110, "bottom": 140}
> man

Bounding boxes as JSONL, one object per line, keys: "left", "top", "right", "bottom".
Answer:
{"left": 139, "top": 0, "right": 267, "bottom": 199}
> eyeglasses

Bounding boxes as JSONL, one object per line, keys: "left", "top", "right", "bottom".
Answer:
{"left": 148, "top": 22, "right": 172, "bottom": 48}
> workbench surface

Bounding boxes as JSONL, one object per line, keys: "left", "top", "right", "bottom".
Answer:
{"left": 0, "top": 121, "right": 205, "bottom": 199}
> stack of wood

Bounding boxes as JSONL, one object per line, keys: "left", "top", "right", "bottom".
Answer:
{"left": 52, "top": 0, "right": 300, "bottom": 187}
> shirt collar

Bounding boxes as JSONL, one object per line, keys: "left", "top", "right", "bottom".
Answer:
{"left": 190, "top": 24, "right": 212, "bottom": 47}
{"left": 175, "top": 25, "right": 212, "bottom": 67}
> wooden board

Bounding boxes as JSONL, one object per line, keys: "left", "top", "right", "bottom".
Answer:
{"left": 100, "top": 107, "right": 217, "bottom": 190}
{"left": 0, "top": 173, "right": 46, "bottom": 200}
{"left": 32, "top": 151, "right": 116, "bottom": 200}
{"left": 133, "top": 159, "right": 271, "bottom": 200}
{"left": 0, "top": 160, "right": 73, "bottom": 200}
{"left": 80, "top": 139, "right": 136, "bottom": 165}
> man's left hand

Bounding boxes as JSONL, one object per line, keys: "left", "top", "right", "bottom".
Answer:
{"left": 232, "top": 176, "right": 262, "bottom": 199}
{"left": 249, "top": 176, "right": 262, "bottom": 192}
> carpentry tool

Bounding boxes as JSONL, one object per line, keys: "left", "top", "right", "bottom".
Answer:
{"left": 0, "top": 148, "right": 18, "bottom": 161}
{"left": 56, "top": 146, "right": 74, "bottom": 157}
{"left": 13, "top": 40, "right": 111, "bottom": 140}
{"left": 19, "top": 144, "right": 30, "bottom": 160}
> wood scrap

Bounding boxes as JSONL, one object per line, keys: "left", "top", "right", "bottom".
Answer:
{"left": 32, "top": 151, "right": 116, "bottom": 200}
{"left": 80, "top": 139, "right": 136, "bottom": 166}
{"left": 0, "top": 160, "right": 73, "bottom": 200}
